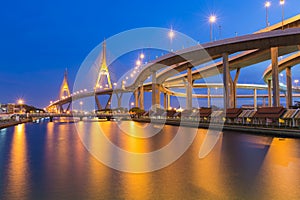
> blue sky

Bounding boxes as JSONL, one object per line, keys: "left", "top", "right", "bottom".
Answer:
{"left": 0, "top": 0, "right": 299, "bottom": 108}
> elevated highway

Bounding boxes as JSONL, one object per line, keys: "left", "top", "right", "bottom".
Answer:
{"left": 47, "top": 15, "right": 300, "bottom": 112}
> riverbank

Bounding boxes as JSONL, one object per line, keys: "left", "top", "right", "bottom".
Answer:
{"left": 0, "top": 119, "right": 32, "bottom": 130}
{"left": 132, "top": 118, "right": 300, "bottom": 138}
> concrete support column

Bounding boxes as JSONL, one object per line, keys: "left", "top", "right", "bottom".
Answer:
{"left": 286, "top": 66, "right": 293, "bottom": 108}
{"left": 207, "top": 88, "right": 211, "bottom": 108}
{"left": 151, "top": 71, "right": 160, "bottom": 107}
{"left": 139, "top": 86, "right": 144, "bottom": 110}
{"left": 59, "top": 105, "right": 64, "bottom": 113}
{"left": 232, "top": 84, "right": 237, "bottom": 108}
{"left": 223, "top": 53, "right": 230, "bottom": 111}
{"left": 66, "top": 102, "right": 71, "bottom": 112}
{"left": 156, "top": 86, "right": 160, "bottom": 106}
{"left": 186, "top": 67, "right": 193, "bottom": 110}
{"left": 95, "top": 96, "right": 102, "bottom": 110}
{"left": 271, "top": 47, "right": 280, "bottom": 107}
{"left": 232, "top": 68, "right": 240, "bottom": 108}
{"left": 134, "top": 89, "right": 139, "bottom": 108}
{"left": 164, "top": 93, "right": 167, "bottom": 110}
{"left": 117, "top": 93, "right": 123, "bottom": 108}
{"left": 254, "top": 88, "right": 257, "bottom": 110}
{"left": 167, "top": 94, "right": 171, "bottom": 109}
{"left": 105, "top": 95, "right": 112, "bottom": 109}
{"left": 268, "top": 79, "right": 272, "bottom": 106}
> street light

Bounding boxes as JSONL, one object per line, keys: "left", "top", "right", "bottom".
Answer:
{"left": 168, "top": 29, "right": 175, "bottom": 40}
{"left": 295, "top": 79, "right": 299, "bottom": 89}
{"left": 265, "top": 1, "right": 271, "bottom": 27}
{"left": 280, "top": 73, "right": 284, "bottom": 83}
{"left": 280, "top": 0, "right": 285, "bottom": 30}
{"left": 209, "top": 15, "right": 217, "bottom": 41}
{"left": 140, "top": 53, "right": 145, "bottom": 60}
{"left": 136, "top": 59, "right": 141, "bottom": 66}
{"left": 17, "top": 99, "right": 24, "bottom": 113}
{"left": 79, "top": 101, "right": 83, "bottom": 112}
{"left": 168, "top": 29, "right": 175, "bottom": 52}
{"left": 18, "top": 99, "right": 24, "bottom": 105}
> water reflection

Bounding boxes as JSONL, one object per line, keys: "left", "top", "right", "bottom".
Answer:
{"left": 5, "top": 124, "right": 29, "bottom": 199}
{"left": 255, "top": 138, "right": 300, "bottom": 199}
{"left": 77, "top": 121, "right": 198, "bottom": 173}
{"left": 0, "top": 128, "right": 7, "bottom": 152}
{"left": 1, "top": 121, "right": 300, "bottom": 199}
{"left": 43, "top": 122, "right": 93, "bottom": 199}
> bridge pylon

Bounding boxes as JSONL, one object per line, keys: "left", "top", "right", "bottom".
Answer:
{"left": 94, "top": 40, "right": 113, "bottom": 111}
{"left": 59, "top": 69, "right": 71, "bottom": 99}
{"left": 57, "top": 69, "right": 71, "bottom": 113}
{"left": 95, "top": 40, "right": 112, "bottom": 90}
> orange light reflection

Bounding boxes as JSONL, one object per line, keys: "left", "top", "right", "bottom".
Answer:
{"left": 6, "top": 124, "right": 29, "bottom": 199}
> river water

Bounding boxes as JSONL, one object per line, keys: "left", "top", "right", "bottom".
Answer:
{"left": 0, "top": 119, "right": 299, "bottom": 199}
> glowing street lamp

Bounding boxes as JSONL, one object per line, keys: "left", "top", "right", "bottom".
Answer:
{"left": 17, "top": 99, "right": 24, "bottom": 113}
{"left": 18, "top": 99, "right": 24, "bottom": 105}
{"left": 295, "top": 79, "right": 299, "bottom": 89}
{"left": 168, "top": 29, "right": 175, "bottom": 40}
{"left": 280, "top": 73, "right": 284, "bottom": 83}
{"left": 209, "top": 15, "right": 217, "bottom": 41}
{"left": 140, "top": 53, "right": 145, "bottom": 60}
{"left": 168, "top": 28, "right": 175, "bottom": 52}
{"left": 136, "top": 59, "right": 141, "bottom": 66}
{"left": 280, "top": 0, "right": 285, "bottom": 30}
{"left": 265, "top": 1, "right": 271, "bottom": 27}
{"left": 79, "top": 101, "right": 83, "bottom": 112}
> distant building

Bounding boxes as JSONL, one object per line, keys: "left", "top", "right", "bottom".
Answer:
{"left": 0, "top": 103, "right": 18, "bottom": 114}
{"left": 0, "top": 103, "right": 47, "bottom": 114}
{"left": 8, "top": 104, "right": 16, "bottom": 113}
{"left": 0, "top": 104, "right": 4, "bottom": 114}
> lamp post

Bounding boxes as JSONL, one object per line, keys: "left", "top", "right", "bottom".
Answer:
{"left": 209, "top": 15, "right": 217, "bottom": 42}
{"left": 17, "top": 99, "right": 24, "bottom": 113}
{"left": 280, "top": 0, "right": 285, "bottom": 30}
{"left": 280, "top": 73, "right": 284, "bottom": 83}
{"left": 168, "top": 29, "right": 175, "bottom": 52}
{"left": 18, "top": 99, "right": 24, "bottom": 105}
{"left": 79, "top": 101, "right": 83, "bottom": 113}
{"left": 295, "top": 79, "right": 299, "bottom": 89}
{"left": 140, "top": 53, "right": 145, "bottom": 60}
{"left": 265, "top": 1, "right": 271, "bottom": 27}
{"left": 136, "top": 59, "right": 141, "bottom": 66}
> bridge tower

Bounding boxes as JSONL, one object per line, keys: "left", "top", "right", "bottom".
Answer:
{"left": 95, "top": 40, "right": 112, "bottom": 90}
{"left": 94, "top": 40, "right": 113, "bottom": 111}
{"left": 57, "top": 69, "right": 71, "bottom": 113}
{"left": 59, "top": 69, "right": 71, "bottom": 99}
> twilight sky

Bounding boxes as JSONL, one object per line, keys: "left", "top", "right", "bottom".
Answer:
{"left": 0, "top": 0, "right": 299, "bottom": 108}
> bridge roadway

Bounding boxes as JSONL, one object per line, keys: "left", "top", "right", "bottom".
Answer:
{"left": 48, "top": 82, "right": 290, "bottom": 108}
{"left": 156, "top": 15, "right": 300, "bottom": 86}
{"left": 125, "top": 27, "right": 300, "bottom": 110}
{"left": 127, "top": 28, "right": 300, "bottom": 90}
{"left": 162, "top": 88, "right": 300, "bottom": 98}
{"left": 263, "top": 52, "right": 300, "bottom": 81}
{"left": 47, "top": 17, "right": 300, "bottom": 111}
